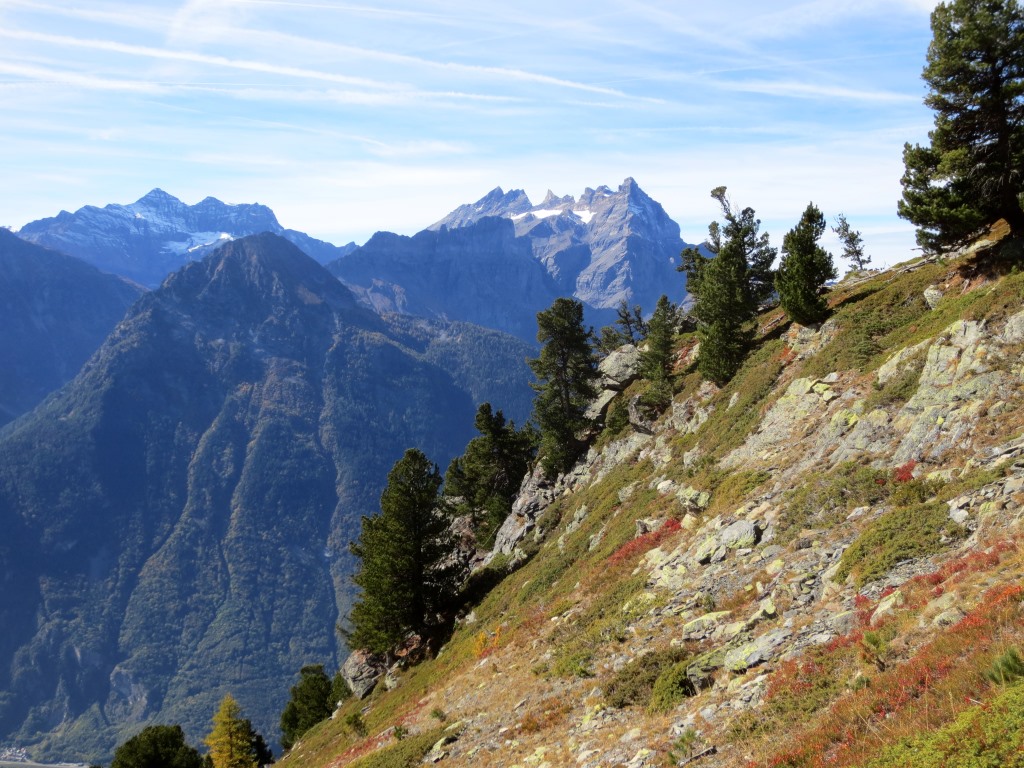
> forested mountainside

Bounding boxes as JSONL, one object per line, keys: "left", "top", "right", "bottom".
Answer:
{"left": 281, "top": 230, "right": 1024, "bottom": 768}
{"left": 0, "top": 233, "right": 534, "bottom": 762}
{"left": 0, "top": 229, "right": 142, "bottom": 428}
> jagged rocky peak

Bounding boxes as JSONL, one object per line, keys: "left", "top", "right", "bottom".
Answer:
{"left": 429, "top": 187, "right": 534, "bottom": 230}
{"left": 17, "top": 190, "right": 349, "bottom": 286}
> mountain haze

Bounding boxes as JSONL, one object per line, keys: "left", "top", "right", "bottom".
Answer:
{"left": 0, "top": 228, "right": 142, "bottom": 428}
{"left": 17, "top": 190, "right": 357, "bottom": 287}
{"left": 0, "top": 233, "right": 534, "bottom": 762}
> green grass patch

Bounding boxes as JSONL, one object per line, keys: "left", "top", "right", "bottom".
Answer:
{"left": 777, "top": 461, "right": 890, "bottom": 543}
{"left": 348, "top": 728, "right": 444, "bottom": 768}
{"left": 836, "top": 502, "right": 966, "bottom": 588}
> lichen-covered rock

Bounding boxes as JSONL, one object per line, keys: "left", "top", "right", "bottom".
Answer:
{"left": 723, "top": 629, "right": 792, "bottom": 672}
{"left": 599, "top": 344, "right": 640, "bottom": 390}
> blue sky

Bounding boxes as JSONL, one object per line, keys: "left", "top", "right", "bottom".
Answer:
{"left": 0, "top": 0, "right": 939, "bottom": 266}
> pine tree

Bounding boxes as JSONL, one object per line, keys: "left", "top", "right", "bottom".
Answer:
{"left": 776, "top": 203, "right": 838, "bottom": 325}
{"left": 444, "top": 403, "right": 535, "bottom": 546}
{"left": 112, "top": 725, "right": 204, "bottom": 768}
{"left": 684, "top": 187, "right": 777, "bottom": 384}
{"left": 205, "top": 695, "right": 261, "bottom": 768}
{"left": 279, "top": 664, "right": 334, "bottom": 751}
{"left": 640, "top": 295, "right": 675, "bottom": 385}
{"left": 832, "top": 214, "right": 871, "bottom": 272}
{"left": 597, "top": 299, "right": 648, "bottom": 354}
{"left": 529, "top": 298, "right": 599, "bottom": 477}
{"left": 898, "top": 0, "right": 1024, "bottom": 253}
{"left": 349, "top": 449, "right": 462, "bottom": 655}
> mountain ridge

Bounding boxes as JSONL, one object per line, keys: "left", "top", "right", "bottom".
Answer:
{"left": 331, "top": 178, "right": 691, "bottom": 340}
{"left": 0, "top": 233, "right": 535, "bottom": 762}
{"left": 17, "top": 190, "right": 357, "bottom": 287}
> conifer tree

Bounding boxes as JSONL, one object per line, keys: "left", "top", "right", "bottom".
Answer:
{"left": 529, "top": 298, "right": 599, "bottom": 477}
{"left": 640, "top": 295, "right": 676, "bottom": 385}
{"left": 598, "top": 299, "right": 648, "bottom": 354}
{"left": 776, "top": 203, "right": 838, "bottom": 325}
{"left": 444, "top": 403, "right": 535, "bottom": 546}
{"left": 205, "top": 695, "right": 262, "bottom": 768}
{"left": 832, "top": 214, "right": 871, "bottom": 271}
{"left": 349, "top": 449, "right": 462, "bottom": 655}
{"left": 898, "top": 0, "right": 1024, "bottom": 252}
{"left": 112, "top": 725, "right": 204, "bottom": 768}
{"left": 279, "top": 664, "right": 333, "bottom": 750}
{"left": 683, "top": 187, "right": 777, "bottom": 384}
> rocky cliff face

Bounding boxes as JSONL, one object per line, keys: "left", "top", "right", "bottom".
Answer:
{"left": 17, "top": 189, "right": 356, "bottom": 286}
{"left": 328, "top": 216, "right": 559, "bottom": 342}
{"left": 330, "top": 179, "right": 691, "bottom": 341}
{"left": 0, "top": 233, "right": 535, "bottom": 762}
{"left": 290, "top": 239, "right": 1024, "bottom": 768}
{"left": 0, "top": 229, "right": 142, "bottom": 427}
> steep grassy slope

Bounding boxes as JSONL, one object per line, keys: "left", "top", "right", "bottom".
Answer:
{"left": 283, "top": 235, "right": 1024, "bottom": 768}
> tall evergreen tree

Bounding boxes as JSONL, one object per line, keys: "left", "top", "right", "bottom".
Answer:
{"left": 444, "top": 403, "right": 535, "bottom": 547}
{"left": 832, "top": 214, "right": 871, "bottom": 271}
{"left": 205, "top": 695, "right": 262, "bottom": 768}
{"left": 776, "top": 203, "right": 838, "bottom": 325}
{"left": 529, "top": 298, "right": 599, "bottom": 477}
{"left": 640, "top": 295, "right": 676, "bottom": 385}
{"left": 683, "top": 187, "right": 777, "bottom": 383}
{"left": 349, "top": 449, "right": 462, "bottom": 655}
{"left": 898, "top": 0, "right": 1024, "bottom": 252}
{"left": 112, "top": 725, "right": 204, "bottom": 768}
{"left": 279, "top": 664, "right": 334, "bottom": 751}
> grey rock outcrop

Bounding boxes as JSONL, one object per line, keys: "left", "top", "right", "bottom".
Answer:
{"left": 342, "top": 649, "right": 386, "bottom": 699}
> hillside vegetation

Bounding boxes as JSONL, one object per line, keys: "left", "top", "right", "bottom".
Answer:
{"left": 280, "top": 232, "right": 1024, "bottom": 768}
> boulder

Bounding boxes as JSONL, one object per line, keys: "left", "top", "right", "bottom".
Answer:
{"left": 341, "top": 649, "right": 386, "bottom": 699}
{"left": 723, "top": 629, "right": 792, "bottom": 672}
{"left": 599, "top": 344, "right": 641, "bottom": 390}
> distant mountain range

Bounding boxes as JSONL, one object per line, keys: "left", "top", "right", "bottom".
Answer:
{"left": 0, "top": 229, "right": 142, "bottom": 427}
{"left": 17, "top": 189, "right": 357, "bottom": 287}
{"left": 0, "top": 233, "right": 534, "bottom": 762}
{"left": 15, "top": 179, "right": 692, "bottom": 342}
{"left": 330, "top": 178, "right": 691, "bottom": 340}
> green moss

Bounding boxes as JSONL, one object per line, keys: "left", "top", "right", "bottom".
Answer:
{"left": 836, "top": 502, "right": 966, "bottom": 588}
{"left": 867, "top": 679, "right": 1024, "bottom": 767}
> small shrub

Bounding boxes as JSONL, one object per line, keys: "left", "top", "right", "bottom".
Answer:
{"left": 391, "top": 725, "right": 407, "bottom": 741}
{"left": 344, "top": 711, "right": 368, "bottom": 737}
{"left": 429, "top": 707, "right": 446, "bottom": 722}
{"left": 604, "top": 647, "right": 690, "bottom": 709}
{"left": 552, "top": 647, "right": 594, "bottom": 678}
{"left": 649, "top": 660, "right": 697, "bottom": 712}
{"left": 986, "top": 648, "right": 1024, "bottom": 686}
